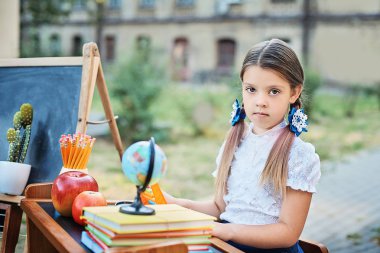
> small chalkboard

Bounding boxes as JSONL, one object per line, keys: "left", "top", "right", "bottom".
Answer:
{"left": 0, "top": 43, "right": 123, "bottom": 185}
{"left": 0, "top": 61, "right": 82, "bottom": 184}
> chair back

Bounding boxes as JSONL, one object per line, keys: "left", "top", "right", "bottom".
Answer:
{"left": 299, "top": 239, "right": 329, "bottom": 253}
{"left": 24, "top": 183, "right": 53, "bottom": 199}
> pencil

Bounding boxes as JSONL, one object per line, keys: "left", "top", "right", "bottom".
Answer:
{"left": 67, "top": 138, "right": 74, "bottom": 168}
{"left": 80, "top": 137, "right": 96, "bottom": 169}
{"left": 69, "top": 134, "right": 80, "bottom": 168}
{"left": 65, "top": 135, "right": 72, "bottom": 168}
{"left": 80, "top": 142, "right": 91, "bottom": 169}
{"left": 72, "top": 145, "right": 84, "bottom": 169}
{"left": 73, "top": 136, "right": 88, "bottom": 169}
{"left": 59, "top": 136, "right": 65, "bottom": 167}
{"left": 71, "top": 135, "right": 83, "bottom": 168}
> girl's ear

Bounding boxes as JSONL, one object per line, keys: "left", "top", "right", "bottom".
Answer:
{"left": 290, "top": 85, "right": 303, "bottom": 104}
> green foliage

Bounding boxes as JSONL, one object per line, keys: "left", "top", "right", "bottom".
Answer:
{"left": 20, "top": 29, "right": 44, "bottom": 58}
{"left": 343, "top": 85, "right": 360, "bottom": 117}
{"left": 346, "top": 233, "right": 362, "bottom": 245}
{"left": 21, "top": 0, "right": 72, "bottom": 25}
{"left": 20, "top": 0, "right": 72, "bottom": 57}
{"left": 337, "top": 83, "right": 379, "bottom": 118}
{"left": 371, "top": 227, "right": 380, "bottom": 246}
{"left": 110, "top": 50, "right": 166, "bottom": 145}
{"left": 151, "top": 85, "right": 235, "bottom": 139}
{"left": 376, "top": 82, "right": 380, "bottom": 110}
{"left": 360, "top": 82, "right": 380, "bottom": 111}
{"left": 306, "top": 92, "right": 380, "bottom": 161}
{"left": 303, "top": 69, "right": 322, "bottom": 117}
{"left": 7, "top": 103, "right": 33, "bottom": 163}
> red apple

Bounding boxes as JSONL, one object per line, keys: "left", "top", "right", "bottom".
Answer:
{"left": 51, "top": 171, "right": 98, "bottom": 217}
{"left": 72, "top": 191, "right": 107, "bottom": 226}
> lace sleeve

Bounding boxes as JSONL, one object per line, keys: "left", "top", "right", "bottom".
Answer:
{"left": 287, "top": 139, "right": 321, "bottom": 193}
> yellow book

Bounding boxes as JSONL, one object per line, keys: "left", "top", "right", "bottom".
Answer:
{"left": 82, "top": 204, "right": 216, "bottom": 234}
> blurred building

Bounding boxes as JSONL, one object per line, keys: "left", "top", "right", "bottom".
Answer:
{"left": 0, "top": 0, "right": 19, "bottom": 58}
{"left": 20, "top": 0, "right": 380, "bottom": 85}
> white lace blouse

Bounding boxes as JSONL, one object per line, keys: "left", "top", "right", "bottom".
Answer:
{"left": 213, "top": 121, "right": 321, "bottom": 225}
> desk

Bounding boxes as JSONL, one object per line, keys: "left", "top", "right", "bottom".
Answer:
{"left": 21, "top": 199, "right": 242, "bottom": 253}
{"left": 0, "top": 194, "right": 24, "bottom": 253}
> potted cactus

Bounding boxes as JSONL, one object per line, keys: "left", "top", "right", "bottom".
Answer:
{"left": 0, "top": 103, "right": 33, "bottom": 195}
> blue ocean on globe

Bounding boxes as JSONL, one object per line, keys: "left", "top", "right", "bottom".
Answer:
{"left": 121, "top": 141, "right": 167, "bottom": 186}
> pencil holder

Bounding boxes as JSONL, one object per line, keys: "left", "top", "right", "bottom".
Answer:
{"left": 59, "top": 166, "right": 88, "bottom": 175}
{"left": 59, "top": 133, "right": 96, "bottom": 175}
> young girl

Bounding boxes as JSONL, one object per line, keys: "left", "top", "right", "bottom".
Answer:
{"left": 165, "top": 39, "right": 321, "bottom": 253}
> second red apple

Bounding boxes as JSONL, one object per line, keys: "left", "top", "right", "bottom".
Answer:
{"left": 72, "top": 191, "right": 107, "bottom": 226}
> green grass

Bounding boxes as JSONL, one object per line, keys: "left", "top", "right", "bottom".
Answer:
{"left": 347, "top": 232, "right": 363, "bottom": 245}
{"left": 371, "top": 227, "right": 380, "bottom": 246}
{"left": 305, "top": 93, "right": 380, "bottom": 160}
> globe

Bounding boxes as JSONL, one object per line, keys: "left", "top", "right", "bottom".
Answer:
{"left": 122, "top": 140, "right": 167, "bottom": 187}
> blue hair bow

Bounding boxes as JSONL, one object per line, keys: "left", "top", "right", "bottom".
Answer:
{"left": 288, "top": 107, "right": 308, "bottom": 136}
{"left": 230, "top": 99, "right": 246, "bottom": 126}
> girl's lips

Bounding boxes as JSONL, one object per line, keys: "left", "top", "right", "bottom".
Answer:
{"left": 253, "top": 112, "right": 269, "bottom": 116}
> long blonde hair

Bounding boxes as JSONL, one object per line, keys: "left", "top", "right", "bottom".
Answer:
{"left": 214, "top": 39, "right": 304, "bottom": 208}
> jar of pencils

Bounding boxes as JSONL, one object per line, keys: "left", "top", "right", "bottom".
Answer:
{"left": 59, "top": 133, "right": 96, "bottom": 175}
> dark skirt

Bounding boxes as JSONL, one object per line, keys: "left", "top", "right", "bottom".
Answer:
{"left": 219, "top": 220, "right": 304, "bottom": 253}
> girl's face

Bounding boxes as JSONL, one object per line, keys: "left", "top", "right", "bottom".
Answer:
{"left": 242, "top": 66, "right": 302, "bottom": 135}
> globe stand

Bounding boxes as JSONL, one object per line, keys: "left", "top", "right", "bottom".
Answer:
{"left": 119, "top": 186, "right": 155, "bottom": 215}
{"left": 119, "top": 137, "right": 156, "bottom": 215}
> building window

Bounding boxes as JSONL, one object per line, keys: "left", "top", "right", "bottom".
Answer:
{"left": 105, "top": 36, "right": 115, "bottom": 61}
{"left": 136, "top": 35, "right": 151, "bottom": 51}
{"left": 108, "top": 0, "right": 121, "bottom": 9}
{"left": 266, "top": 37, "right": 291, "bottom": 44}
{"left": 72, "top": 35, "right": 83, "bottom": 56}
{"left": 176, "top": 0, "right": 195, "bottom": 8}
{"left": 271, "top": 0, "right": 295, "bottom": 3}
{"left": 31, "top": 33, "right": 41, "bottom": 56}
{"left": 216, "top": 0, "right": 242, "bottom": 15}
{"left": 139, "top": 0, "right": 155, "bottom": 9}
{"left": 49, "top": 34, "right": 61, "bottom": 56}
{"left": 279, "top": 37, "right": 291, "bottom": 44}
{"left": 172, "top": 37, "right": 190, "bottom": 81}
{"left": 217, "top": 39, "right": 236, "bottom": 74}
{"left": 73, "top": 0, "right": 87, "bottom": 10}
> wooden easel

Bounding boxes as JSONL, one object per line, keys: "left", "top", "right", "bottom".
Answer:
{"left": 0, "top": 42, "right": 123, "bottom": 253}
{"left": 76, "top": 42, "right": 123, "bottom": 159}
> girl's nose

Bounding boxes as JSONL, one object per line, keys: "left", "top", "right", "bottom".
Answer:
{"left": 256, "top": 94, "right": 268, "bottom": 108}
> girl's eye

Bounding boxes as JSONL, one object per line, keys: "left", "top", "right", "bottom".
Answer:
{"left": 245, "top": 87, "right": 256, "bottom": 93}
{"left": 269, "top": 89, "right": 280, "bottom": 95}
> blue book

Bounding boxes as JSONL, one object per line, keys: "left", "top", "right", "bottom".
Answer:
{"left": 189, "top": 248, "right": 214, "bottom": 253}
{"left": 81, "top": 231, "right": 104, "bottom": 253}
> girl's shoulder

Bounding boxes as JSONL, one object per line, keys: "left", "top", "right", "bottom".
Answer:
{"left": 290, "top": 137, "right": 318, "bottom": 157}
{"left": 288, "top": 137, "right": 321, "bottom": 193}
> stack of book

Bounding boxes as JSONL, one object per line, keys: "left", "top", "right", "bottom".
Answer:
{"left": 80, "top": 204, "right": 216, "bottom": 253}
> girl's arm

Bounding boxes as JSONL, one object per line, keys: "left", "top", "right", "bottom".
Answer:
{"left": 212, "top": 188, "right": 312, "bottom": 249}
{"left": 163, "top": 192, "right": 224, "bottom": 218}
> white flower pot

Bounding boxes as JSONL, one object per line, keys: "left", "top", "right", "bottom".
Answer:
{"left": 0, "top": 161, "right": 31, "bottom": 195}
